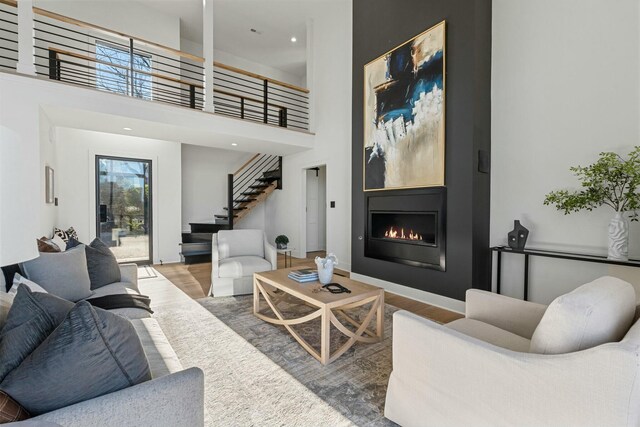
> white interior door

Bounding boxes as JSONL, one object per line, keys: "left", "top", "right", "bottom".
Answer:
{"left": 306, "top": 169, "right": 320, "bottom": 252}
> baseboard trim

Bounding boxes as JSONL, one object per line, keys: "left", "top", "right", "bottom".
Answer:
{"left": 350, "top": 272, "right": 465, "bottom": 314}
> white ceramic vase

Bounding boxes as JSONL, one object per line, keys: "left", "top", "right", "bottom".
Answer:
{"left": 608, "top": 212, "right": 629, "bottom": 261}
{"left": 315, "top": 253, "right": 338, "bottom": 285}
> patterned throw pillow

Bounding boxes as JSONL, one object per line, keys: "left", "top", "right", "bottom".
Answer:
{"left": 53, "top": 227, "right": 78, "bottom": 243}
{"left": 36, "top": 237, "right": 60, "bottom": 253}
{"left": 51, "top": 234, "right": 67, "bottom": 251}
{"left": 0, "top": 391, "right": 30, "bottom": 423}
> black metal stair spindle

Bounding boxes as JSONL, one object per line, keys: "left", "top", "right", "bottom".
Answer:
{"left": 227, "top": 174, "right": 234, "bottom": 229}
{"left": 129, "top": 38, "right": 134, "bottom": 97}
{"left": 263, "top": 79, "right": 268, "bottom": 124}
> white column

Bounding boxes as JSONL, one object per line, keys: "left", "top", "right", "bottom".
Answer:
{"left": 16, "top": 0, "right": 36, "bottom": 76}
{"left": 305, "top": 18, "right": 315, "bottom": 132}
{"left": 203, "top": 0, "right": 215, "bottom": 113}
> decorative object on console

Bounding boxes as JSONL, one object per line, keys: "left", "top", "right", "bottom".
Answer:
{"left": 364, "top": 20, "right": 446, "bottom": 191}
{"left": 507, "top": 220, "right": 529, "bottom": 250}
{"left": 275, "top": 234, "right": 289, "bottom": 249}
{"left": 315, "top": 253, "right": 338, "bottom": 285}
{"left": 45, "top": 166, "right": 54, "bottom": 204}
{"left": 544, "top": 147, "right": 640, "bottom": 261}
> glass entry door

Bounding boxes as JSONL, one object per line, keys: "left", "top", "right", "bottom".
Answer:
{"left": 96, "top": 156, "right": 152, "bottom": 264}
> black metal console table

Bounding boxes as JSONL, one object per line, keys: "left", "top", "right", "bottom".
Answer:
{"left": 491, "top": 246, "right": 640, "bottom": 301}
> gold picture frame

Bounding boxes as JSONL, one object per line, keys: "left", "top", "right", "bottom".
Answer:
{"left": 363, "top": 20, "right": 446, "bottom": 192}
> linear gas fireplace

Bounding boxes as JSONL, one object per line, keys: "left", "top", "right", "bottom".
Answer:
{"left": 365, "top": 189, "right": 446, "bottom": 270}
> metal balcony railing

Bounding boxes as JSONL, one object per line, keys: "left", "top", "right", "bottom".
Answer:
{"left": 0, "top": 0, "right": 18, "bottom": 71}
{"left": 0, "top": 3, "right": 310, "bottom": 131}
{"left": 213, "top": 63, "right": 309, "bottom": 131}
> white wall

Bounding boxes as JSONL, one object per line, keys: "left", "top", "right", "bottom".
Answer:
{"left": 180, "top": 38, "right": 305, "bottom": 88}
{"left": 318, "top": 165, "right": 326, "bottom": 250}
{"left": 491, "top": 0, "right": 640, "bottom": 303}
{"left": 263, "top": 0, "right": 352, "bottom": 269}
{"left": 34, "top": 0, "right": 181, "bottom": 49}
{"left": 55, "top": 128, "right": 182, "bottom": 264}
{"left": 181, "top": 144, "right": 253, "bottom": 231}
{"left": 39, "top": 109, "right": 58, "bottom": 236}
{"left": 0, "top": 82, "right": 40, "bottom": 265}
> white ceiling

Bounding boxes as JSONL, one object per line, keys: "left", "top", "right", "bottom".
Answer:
{"left": 138, "top": 0, "right": 309, "bottom": 77}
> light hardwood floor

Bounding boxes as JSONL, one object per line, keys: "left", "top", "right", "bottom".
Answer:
{"left": 154, "top": 251, "right": 463, "bottom": 324}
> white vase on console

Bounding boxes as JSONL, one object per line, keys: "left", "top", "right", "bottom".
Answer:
{"left": 608, "top": 212, "right": 629, "bottom": 261}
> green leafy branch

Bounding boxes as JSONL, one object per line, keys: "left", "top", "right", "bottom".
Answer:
{"left": 544, "top": 147, "right": 640, "bottom": 221}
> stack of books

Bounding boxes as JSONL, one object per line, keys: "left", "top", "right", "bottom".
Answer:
{"left": 288, "top": 268, "right": 318, "bottom": 283}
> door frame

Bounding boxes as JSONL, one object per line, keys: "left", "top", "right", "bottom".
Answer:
{"left": 299, "top": 162, "right": 327, "bottom": 258}
{"left": 95, "top": 155, "right": 153, "bottom": 265}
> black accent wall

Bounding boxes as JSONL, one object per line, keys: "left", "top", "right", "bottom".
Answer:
{"left": 351, "top": 0, "right": 492, "bottom": 301}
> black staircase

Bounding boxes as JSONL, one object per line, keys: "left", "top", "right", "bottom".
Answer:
{"left": 180, "top": 154, "right": 282, "bottom": 264}
{"left": 214, "top": 154, "right": 282, "bottom": 226}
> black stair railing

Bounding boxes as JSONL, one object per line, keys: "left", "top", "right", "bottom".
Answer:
{"left": 220, "top": 154, "right": 282, "bottom": 227}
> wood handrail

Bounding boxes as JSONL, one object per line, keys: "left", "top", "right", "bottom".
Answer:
{"left": 51, "top": 48, "right": 288, "bottom": 111}
{"left": 214, "top": 88, "right": 285, "bottom": 110}
{"left": 0, "top": 0, "right": 17, "bottom": 7}
{"left": 234, "top": 154, "right": 261, "bottom": 176}
{"left": 214, "top": 62, "right": 309, "bottom": 94}
{"left": 31, "top": 5, "right": 310, "bottom": 97}
{"left": 33, "top": 7, "right": 205, "bottom": 63}
{"left": 50, "top": 47, "right": 204, "bottom": 88}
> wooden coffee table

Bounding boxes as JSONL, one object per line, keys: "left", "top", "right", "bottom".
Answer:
{"left": 253, "top": 268, "right": 384, "bottom": 365}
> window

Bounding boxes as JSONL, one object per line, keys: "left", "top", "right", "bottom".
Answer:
{"left": 95, "top": 42, "right": 152, "bottom": 99}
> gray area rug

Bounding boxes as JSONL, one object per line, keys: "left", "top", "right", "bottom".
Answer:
{"left": 198, "top": 295, "right": 398, "bottom": 427}
{"left": 140, "top": 275, "right": 354, "bottom": 426}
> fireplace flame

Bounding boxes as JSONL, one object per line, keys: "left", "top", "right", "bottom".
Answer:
{"left": 384, "top": 226, "right": 422, "bottom": 241}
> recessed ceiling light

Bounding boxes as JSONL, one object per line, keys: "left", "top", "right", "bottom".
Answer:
{"left": 231, "top": 143, "right": 238, "bottom": 146}
{"left": 123, "top": 127, "right": 132, "bottom": 131}
{"left": 290, "top": 36, "right": 297, "bottom": 43}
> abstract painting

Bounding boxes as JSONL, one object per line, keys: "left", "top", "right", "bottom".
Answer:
{"left": 364, "top": 21, "right": 446, "bottom": 191}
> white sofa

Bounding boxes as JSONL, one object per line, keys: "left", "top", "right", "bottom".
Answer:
{"left": 385, "top": 276, "right": 640, "bottom": 427}
{"left": 210, "top": 229, "right": 277, "bottom": 297}
{"left": 2, "top": 265, "right": 205, "bottom": 427}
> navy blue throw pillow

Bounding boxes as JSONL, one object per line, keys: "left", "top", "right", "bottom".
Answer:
{"left": 0, "top": 285, "right": 74, "bottom": 382}
{"left": 0, "top": 302, "right": 151, "bottom": 415}
{"left": 64, "top": 238, "right": 121, "bottom": 289}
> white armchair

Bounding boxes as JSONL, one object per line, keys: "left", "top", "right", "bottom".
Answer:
{"left": 385, "top": 277, "right": 640, "bottom": 427}
{"left": 209, "top": 229, "right": 277, "bottom": 297}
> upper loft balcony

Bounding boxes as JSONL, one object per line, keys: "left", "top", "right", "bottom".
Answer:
{"left": 0, "top": 0, "right": 311, "bottom": 139}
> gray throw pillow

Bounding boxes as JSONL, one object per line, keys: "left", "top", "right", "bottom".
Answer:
{"left": 21, "top": 245, "right": 92, "bottom": 302}
{"left": 0, "top": 285, "right": 74, "bottom": 382}
{"left": 0, "top": 301, "right": 151, "bottom": 415}
{"left": 66, "top": 238, "right": 121, "bottom": 289}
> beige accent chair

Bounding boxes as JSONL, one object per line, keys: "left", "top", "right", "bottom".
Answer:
{"left": 385, "top": 276, "right": 640, "bottom": 427}
{"left": 210, "top": 229, "right": 277, "bottom": 297}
